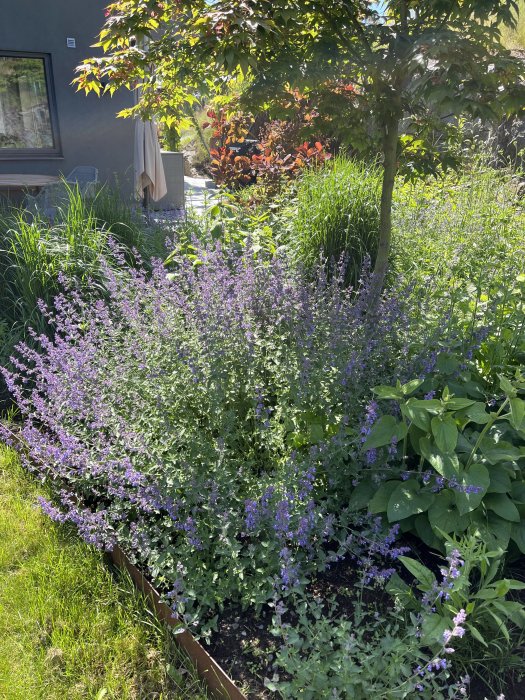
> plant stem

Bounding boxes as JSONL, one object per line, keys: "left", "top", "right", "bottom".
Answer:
{"left": 464, "top": 397, "right": 510, "bottom": 471}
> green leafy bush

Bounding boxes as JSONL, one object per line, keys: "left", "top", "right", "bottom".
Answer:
{"left": 353, "top": 369, "right": 525, "bottom": 553}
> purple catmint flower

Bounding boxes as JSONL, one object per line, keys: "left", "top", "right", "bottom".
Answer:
{"left": 244, "top": 499, "right": 260, "bottom": 532}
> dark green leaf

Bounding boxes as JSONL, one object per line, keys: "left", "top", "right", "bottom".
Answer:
{"left": 419, "top": 437, "right": 460, "bottom": 477}
{"left": 363, "top": 415, "right": 407, "bottom": 450}
{"left": 414, "top": 513, "right": 444, "bottom": 550}
{"left": 487, "top": 468, "right": 513, "bottom": 494}
{"left": 348, "top": 479, "right": 376, "bottom": 511}
{"left": 485, "top": 493, "right": 521, "bottom": 522}
{"left": 510, "top": 398, "right": 525, "bottom": 430}
{"left": 427, "top": 491, "right": 469, "bottom": 534}
{"left": 511, "top": 522, "right": 525, "bottom": 554}
{"left": 369, "top": 480, "right": 400, "bottom": 514}
{"left": 402, "top": 399, "right": 431, "bottom": 431}
{"left": 455, "top": 464, "right": 490, "bottom": 515}
{"left": 431, "top": 415, "right": 458, "bottom": 454}
{"left": 480, "top": 440, "right": 522, "bottom": 465}
{"left": 457, "top": 402, "right": 491, "bottom": 425}
{"left": 398, "top": 556, "right": 436, "bottom": 588}
{"left": 387, "top": 480, "right": 434, "bottom": 522}
{"left": 401, "top": 379, "right": 424, "bottom": 396}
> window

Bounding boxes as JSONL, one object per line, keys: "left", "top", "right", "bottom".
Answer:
{"left": 0, "top": 52, "right": 61, "bottom": 158}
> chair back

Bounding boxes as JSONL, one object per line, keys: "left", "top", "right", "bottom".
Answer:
{"left": 66, "top": 166, "right": 99, "bottom": 195}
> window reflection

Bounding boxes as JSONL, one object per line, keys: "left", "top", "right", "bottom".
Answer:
{"left": 0, "top": 56, "right": 54, "bottom": 150}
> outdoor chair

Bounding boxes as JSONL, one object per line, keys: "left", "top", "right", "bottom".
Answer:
{"left": 65, "top": 166, "right": 99, "bottom": 198}
{"left": 25, "top": 166, "right": 98, "bottom": 221}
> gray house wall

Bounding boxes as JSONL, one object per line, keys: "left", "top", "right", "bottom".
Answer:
{"left": 0, "top": 0, "right": 135, "bottom": 198}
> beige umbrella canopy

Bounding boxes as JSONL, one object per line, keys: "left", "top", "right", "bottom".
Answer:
{"left": 134, "top": 119, "right": 167, "bottom": 204}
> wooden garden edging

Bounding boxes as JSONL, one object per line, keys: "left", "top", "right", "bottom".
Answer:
{"left": 109, "top": 546, "right": 248, "bottom": 700}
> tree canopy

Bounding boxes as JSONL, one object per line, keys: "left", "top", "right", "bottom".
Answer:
{"left": 78, "top": 0, "right": 525, "bottom": 291}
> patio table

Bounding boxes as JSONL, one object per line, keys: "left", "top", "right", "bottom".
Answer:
{"left": 0, "top": 174, "right": 61, "bottom": 192}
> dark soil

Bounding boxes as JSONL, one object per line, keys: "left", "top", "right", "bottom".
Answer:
{"left": 208, "top": 543, "right": 525, "bottom": 700}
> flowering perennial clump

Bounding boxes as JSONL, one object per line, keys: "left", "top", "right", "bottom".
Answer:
{"left": 1, "top": 242, "right": 407, "bottom": 629}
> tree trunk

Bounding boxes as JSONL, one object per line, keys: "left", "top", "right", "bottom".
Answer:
{"left": 370, "top": 114, "right": 400, "bottom": 304}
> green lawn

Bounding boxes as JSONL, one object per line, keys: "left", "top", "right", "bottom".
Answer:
{"left": 0, "top": 442, "right": 207, "bottom": 700}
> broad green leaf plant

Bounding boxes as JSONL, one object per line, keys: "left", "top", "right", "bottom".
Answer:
{"left": 353, "top": 370, "right": 525, "bottom": 553}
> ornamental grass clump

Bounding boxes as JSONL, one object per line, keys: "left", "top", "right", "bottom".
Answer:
{"left": 284, "top": 157, "right": 382, "bottom": 287}
{"left": 2, "top": 243, "right": 404, "bottom": 634}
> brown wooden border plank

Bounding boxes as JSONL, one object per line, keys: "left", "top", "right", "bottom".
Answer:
{"left": 109, "top": 546, "right": 247, "bottom": 700}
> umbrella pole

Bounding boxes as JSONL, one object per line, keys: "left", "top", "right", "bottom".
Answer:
{"left": 143, "top": 186, "right": 150, "bottom": 220}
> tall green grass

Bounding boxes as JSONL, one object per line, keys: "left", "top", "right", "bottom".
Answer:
{"left": 284, "top": 157, "right": 382, "bottom": 286}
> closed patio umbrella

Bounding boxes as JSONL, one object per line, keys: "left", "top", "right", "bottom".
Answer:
{"left": 134, "top": 118, "right": 167, "bottom": 207}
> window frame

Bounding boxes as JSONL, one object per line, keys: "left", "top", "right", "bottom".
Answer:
{"left": 0, "top": 50, "right": 62, "bottom": 160}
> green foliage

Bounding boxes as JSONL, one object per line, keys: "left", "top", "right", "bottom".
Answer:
{"left": 267, "top": 598, "right": 458, "bottom": 700}
{"left": 0, "top": 188, "right": 166, "bottom": 403}
{"left": 0, "top": 443, "right": 207, "bottom": 700}
{"left": 359, "top": 371, "right": 525, "bottom": 552}
{"left": 392, "top": 166, "right": 525, "bottom": 381}
{"left": 282, "top": 157, "right": 381, "bottom": 286}
{"left": 392, "top": 535, "right": 525, "bottom": 674}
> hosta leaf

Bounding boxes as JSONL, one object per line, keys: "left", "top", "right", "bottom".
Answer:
{"left": 454, "top": 464, "right": 490, "bottom": 515}
{"left": 348, "top": 479, "right": 376, "bottom": 511}
{"left": 414, "top": 513, "right": 444, "bottom": 551}
{"left": 431, "top": 414, "right": 458, "bottom": 454}
{"left": 480, "top": 440, "right": 523, "bottom": 465}
{"left": 363, "top": 415, "right": 407, "bottom": 450}
{"left": 511, "top": 481, "right": 525, "bottom": 504}
{"left": 484, "top": 493, "right": 521, "bottom": 522}
{"left": 470, "top": 512, "right": 511, "bottom": 551}
{"left": 387, "top": 480, "right": 434, "bottom": 522}
{"left": 511, "top": 522, "right": 525, "bottom": 554}
{"left": 369, "top": 480, "right": 400, "bottom": 514}
{"left": 487, "top": 468, "right": 513, "bottom": 494}
{"left": 427, "top": 491, "right": 469, "bottom": 534}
